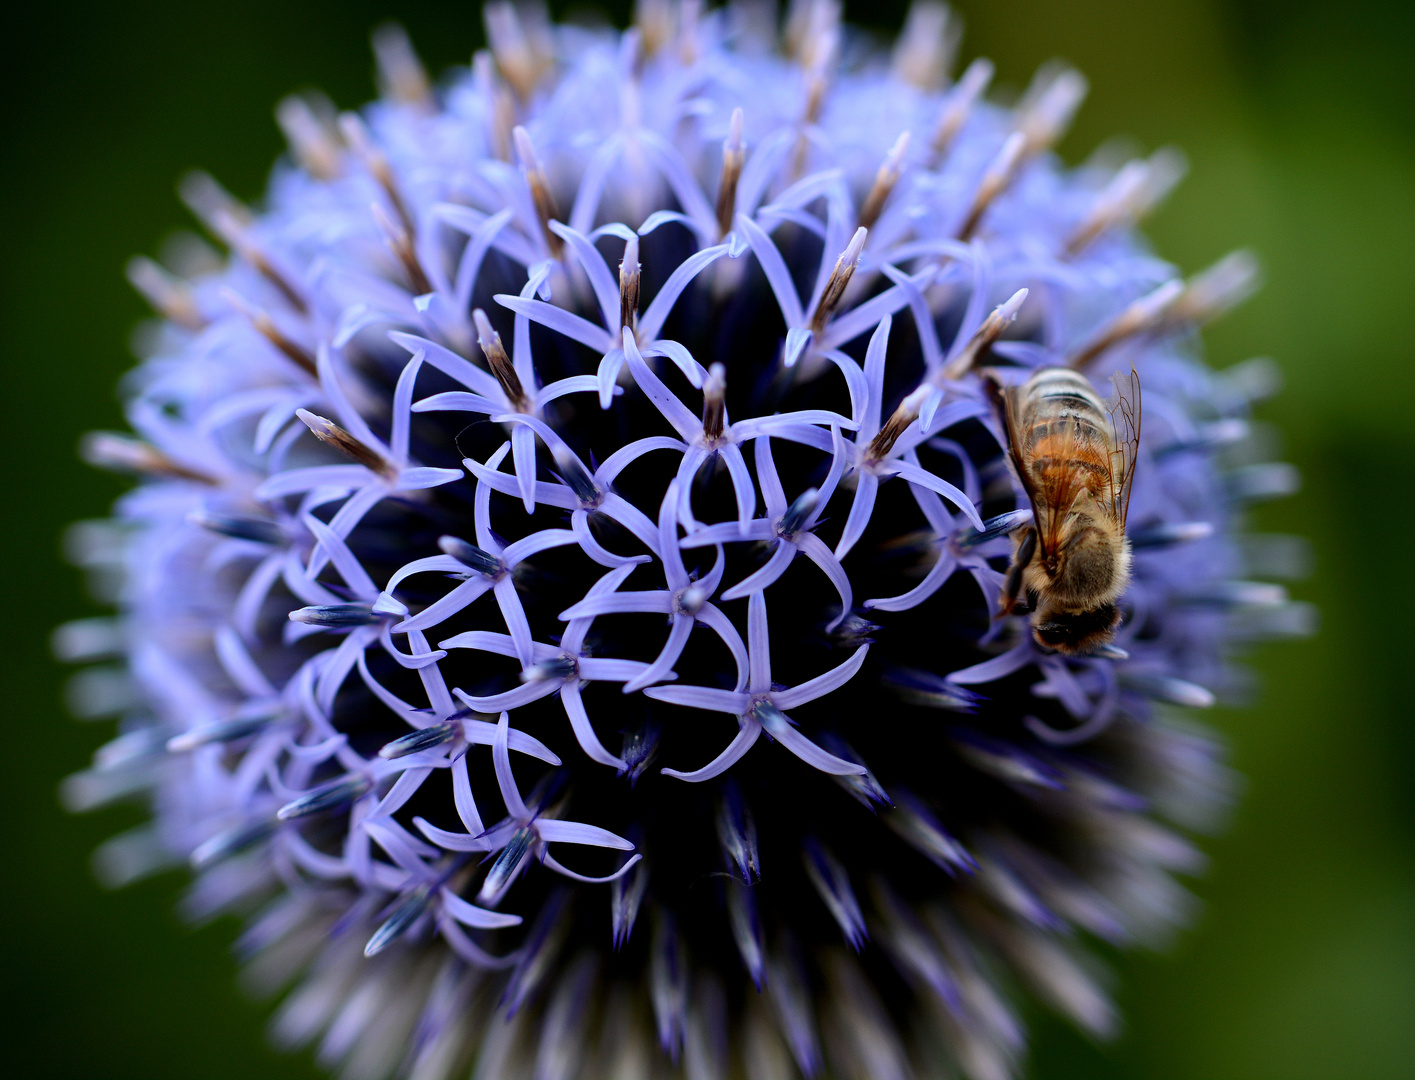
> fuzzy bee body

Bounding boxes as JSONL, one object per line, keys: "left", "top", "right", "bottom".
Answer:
{"left": 991, "top": 366, "right": 1141, "bottom": 655}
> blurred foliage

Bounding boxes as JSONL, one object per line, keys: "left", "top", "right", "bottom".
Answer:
{"left": 1, "top": 2, "right": 1410, "bottom": 1077}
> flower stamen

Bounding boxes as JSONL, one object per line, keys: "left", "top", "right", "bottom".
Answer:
{"left": 472, "top": 52, "right": 517, "bottom": 162}
{"left": 928, "top": 57, "right": 993, "bottom": 166}
{"left": 485, "top": 1, "right": 555, "bottom": 102}
{"left": 514, "top": 125, "right": 564, "bottom": 258}
{"left": 188, "top": 511, "right": 283, "bottom": 545}
{"left": 287, "top": 603, "right": 386, "bottom": 628}
{"left": 701, "top": 362, "right": 727, "bottom": 441}
{"left": 1067, "top": 147, "right": 1186, "bottom": 256}
{"left": 181, "top": 172, "right": 308, "bottom": 313}
{"left": 295, "top": 408, "right": 397, "bottom": 478}
{"left": 778, "top": 487, "right": 820, "bottom": 539}
{"left": 941, "top": 286, "right": 1029, "bottom": 380}
{"left": 810, "top": 226, "right": 867, "bottom": 334}
{"left": 619, "top": 234, "right": 640, "bottom": 335}
{"left": 715, "top": 107, "right": 745, "bottom": 239}
{"left": 126, "top": 256, "right": 206, "bottom": 331}
{"left": 866, "top": 384, "right": 931, "bottom": 463}
{"left": 275, "top": 94, "right": 342, "bottom": 180}
{"left": 858, "top": 131, "right": 910, "bottom": 231}
{"left": 379, "top": 720, "right": 462, "bottom": 760}
{"left": 219, "top": 288, "right": 317, "bottom": 375}
{"left": 955, "top": 131, "right": 1023, "bottom": 242}
{"left": 372, "top": 23, "right": 433, "bottom": 108}
{"left": 371, "top": 200, "right": 434, "bottom": 296}
{"left": 80, "top": 433, "right": 218, "bottom": 485}
{"left": 438, "top": 534, "right": 506, "bottom": 578}
{"left": 473, "top": 308, "right": 529, "bottom": 410}
{"left": 891, "top": 1, "right": 959, "bottom": 91}
{"left": 551, "top": 443, "right": 603, "bottom": 506}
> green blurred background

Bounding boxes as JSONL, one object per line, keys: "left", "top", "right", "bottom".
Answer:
{"left": 3, "top": 1, "right": 1412, "bottom": 1076}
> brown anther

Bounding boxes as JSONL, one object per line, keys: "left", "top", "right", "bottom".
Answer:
{"left": 891, "top": 1, "right": 959, "bottom": 92}
{"left": 275, "top": 95, "right": 343, "bottom": 181}
{"left": 473, "top": 52, "right": 517, "bottom": 163}
{"left": 810, "top": 227, "right": 868, "bottom": 334}
{"left": 954, "top": 131, "right": 1024, "bottom": 243}
{"left": 514, "top": 126, "right": 564, "bottom": 258}
{"left": 791, "top": 69, "right": 829, "bottom": 179}
{"left": 1065, "top": 193, "right": 1130, "bottom": 259}
{"left": 1065, "top": 148, "right": 1185, "bottom": 257}
{"left": 783, "top": 0, "right": 814, "bottom": 60}
{"left": 295, "top": 409, "right": 397, "bottom": 479}
{"left": 619, "top": 235, "right": 641, "bottom": 334}
{"left": 1014, "top": 64, "right": 1088, "bottom": 159}
{"left": 221, "top": 288, "right": 317, "bottom": 376}
{"left": 371, "top": 202, "right": 433, "bottom": 297}
{"left": 181, "top": 173, "right": 308, "bottom": 314}
{"left": 485, "top": 1, "right": 555, "bottom": 101}
{"left": 372, "top": 23, "right": 433, "bottom": 108}
{"left": 634, "top": 0, "right": 674, "bottom": 57}
{"left": 952, "top": 67, "right": 1084, "bottom": 243}
{"left": 339, "top": 113, "right": 418, "bottom": 240}
{"left": 715, "top": 108, "right": 745, "bottom": 239}
{"left": 677, "top": 0, "right": 702, "bottom": 65}
{"left": 179, "top": 171, "right": 251, "bottom": 230}
{"left": 790, "top": 4, "right": 838, "bottom": 178}
{"left": 81, "top": 433, "right": 219, "bottom": 485}
{"left": 702, "top": 363, "right": 727, "bottom": 440}
{"left": 473, "top": 309, "right": 529, "bottom": 411}
{"left": 928, "top": 58, "right": 993, "bottom": 167}
{"left": 126, "top": 257, "right": 206, "bottom": 331}
{"left": 256, "top": 315, "right": 317, "bottom": 375}
{"left": 1065, "top": 160, "right": 1146, "bottom": 258}
{"left": 1065, "top": 280, "right": 1183, "bottom": 370}
{"left": 858, "top": 131, "right": 910, "bottom": 231}
{"left": 791, "top": 0, "right": 841, "bottom": 70}
{"left": 942, "top": 288, "right": 1029, "bottom": 381}
{"left": 1162, "top": 251, "right": 1260, "bottom": 328}
{"left": 209, "top": 208, "right": 309, "bottom": 314}
{"left": 865, "top": 385, "right": 929, "bottom": 462}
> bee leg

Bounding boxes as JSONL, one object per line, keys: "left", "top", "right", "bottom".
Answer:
{"left": 999, "top": 528, "right": 1037, "bottom": 615}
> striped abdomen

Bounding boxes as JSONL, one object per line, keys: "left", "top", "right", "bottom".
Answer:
{"left": 1017, "top": 368, "right": 1113, "bottom": 504}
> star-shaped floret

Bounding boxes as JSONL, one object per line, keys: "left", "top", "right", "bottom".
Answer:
{"left": 460, "top": 415, "right": 660, "bottom": 566}
{"left": 646, "top": 592, "right": 870, "bottom": 782}
{"left": 440, "top": 565, "right": 666, "bottom": 770}
{"left": 373, "top": 441, "right": 592, "bottom": 666}
{"left": 283, "top": 513, "right": 445, "bottom": 714}
{"left": 412, "top": 714, "right": 640, "bottom": 905}
{"left": 254, "top": 348, "right": 463, "bottom": 580}
{"left": 618, "top": 327, "right": 852, "bottom": 534}
{"left": 402, "top": 258, "right": 606, "bottom": 511}
{"left": 558, "top": 480, "right": 749, "bottom": 693}
{"left": 495, "top": 223, "right": 720, "bottom": 408}
{"left": 679, "top": 433, "right": 854, "bottom": 630}
{"left": 769, "top": 314, "right": 986, "bottom": 561}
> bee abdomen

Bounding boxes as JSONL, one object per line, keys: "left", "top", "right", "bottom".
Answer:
{"left": 1026, "top": 371, "right": 1108, "bottom": 416}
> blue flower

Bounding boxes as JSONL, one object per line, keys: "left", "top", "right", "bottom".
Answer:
{"left": 61, "top": 3, "right": 1309, "bottom": 1077}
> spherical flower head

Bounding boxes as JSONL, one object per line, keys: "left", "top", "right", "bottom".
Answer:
{"left": 60, "top": 3, "right": 1309, "bottom": 1078}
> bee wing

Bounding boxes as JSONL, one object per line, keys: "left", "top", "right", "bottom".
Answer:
{"left": 1107, "top": 368, "right": 1142, "bottom": 527}
{"left": 989, "top": 373, "right": 1081, "bottom": 560}
{"left": 1033, "top": 420, "right": 1095, "bottom": 558}
{"left": 987, "top": 373, "right": 1045, "bottom": 522}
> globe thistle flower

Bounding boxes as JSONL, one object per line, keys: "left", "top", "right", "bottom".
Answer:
{"left": 59, "top": 3, "right": 1312, "bottom": 1077}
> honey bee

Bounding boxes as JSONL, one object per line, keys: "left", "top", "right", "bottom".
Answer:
{"left": 988, "top": 366, "right": 1141, "bottom": 655}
